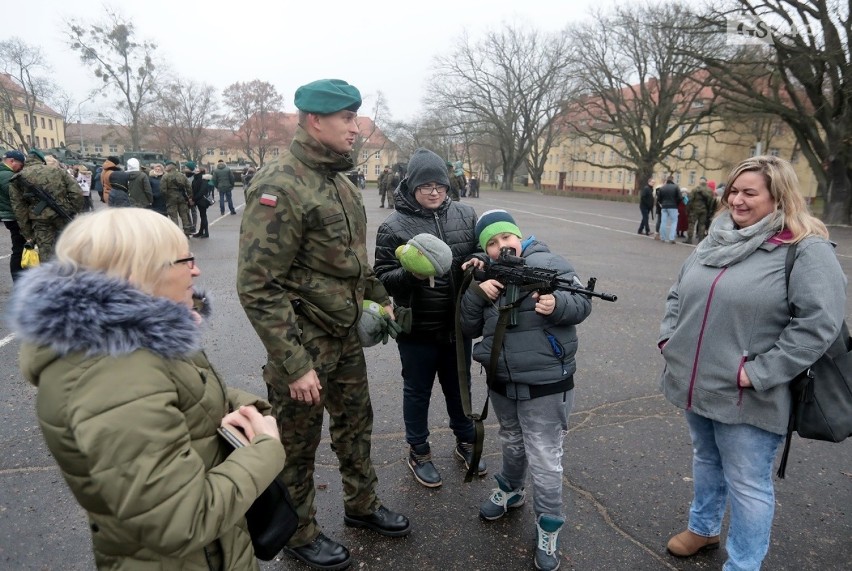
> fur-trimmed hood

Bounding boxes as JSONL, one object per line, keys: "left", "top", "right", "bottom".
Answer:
{"left": 8, "top": 262, "right": 209, "bottom": 360}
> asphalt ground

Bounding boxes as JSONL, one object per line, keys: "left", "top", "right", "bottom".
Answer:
{"left": 0, "top": 187, "right": 849, "bottom": 570}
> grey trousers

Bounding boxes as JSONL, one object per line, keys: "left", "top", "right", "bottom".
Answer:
{"left": 490, "top": 388, "right": 574, "bottom": 519}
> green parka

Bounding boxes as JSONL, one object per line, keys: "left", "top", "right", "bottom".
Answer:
{"left": 9, "top": 263, "right": 286, "bottom": 570}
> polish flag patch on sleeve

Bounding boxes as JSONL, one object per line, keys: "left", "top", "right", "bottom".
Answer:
{"left": 259, "top": 193, "right": 278, "bottom": 207}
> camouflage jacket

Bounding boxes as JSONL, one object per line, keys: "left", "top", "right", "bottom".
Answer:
{"left": 160, "top": 167, "right": 190, "bottom": 204}
{"left": 378, "top": 170, "right": 393, "bottom": 192}
{"left": 9, "top": 158, "right": 83, "bottom": 239}
{"left": 687, "top": 184, "right": 714, "bottom": 216}
{"left": 237, "top": 126, "right": 390, "bottom": 388}
{"left": 0, "top": 162, "right": 16, "bottom": 221}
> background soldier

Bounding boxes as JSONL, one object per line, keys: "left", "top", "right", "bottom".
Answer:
{"left": 686, "top": 176, "right": 714, "bottom": 244}
{"left": 237, "top": 78, "right": 410, "bottom": 571}
{"left": 0, "top": 150, "right": 27, "bottom": 280}
{"left": 9, "top": 149, "right": 83, "bottom": 261}
{"left": 378, "top": 165, "right": 392, "bottom": 208}
{"left": 160, "top": 161, "right": 193, "bottom": 236}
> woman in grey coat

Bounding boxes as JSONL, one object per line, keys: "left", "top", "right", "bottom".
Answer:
{"left": 659, "top": 155, "right": 846, "bottom": 570}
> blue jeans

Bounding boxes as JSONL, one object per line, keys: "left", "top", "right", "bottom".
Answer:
{"left": 490, "top": 389, "right": 574, "bottom": 519}
{"left": 685, "top": 411, "right": 783, "bottom": 571}
{"left": 219, "top": 190, "right": 235, "bottom": 214}
{"left": 661, "top": 207, "right": 679, "bottom": 241}
{"left": 397, "top": 338, "right": 475, "bottom": 446}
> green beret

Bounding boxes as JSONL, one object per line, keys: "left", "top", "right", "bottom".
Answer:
{"left": 295, "top": 79, "right": 362, "bottom": 114}
{"left": 29, "top": 148, "right": 46, "bottom": 164}
{"left": 165, "top": 160, "right": 176, "bottom": 166}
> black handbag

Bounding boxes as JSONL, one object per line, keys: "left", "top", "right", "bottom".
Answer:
{"left": 777, "top": 243, "right": 852, "bottom": 478}
{"left": 218, "top": 427, "right": 298, "bottom": 560}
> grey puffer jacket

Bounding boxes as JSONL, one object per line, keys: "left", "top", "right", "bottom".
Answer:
{"left": 374, "top": 180, "right": 478, "bottom": 342}
{"left": 459, "top": 239, "right": 592, "bottom": 389}
{"left": 659, "top": 236, "right": 846, "bottom": 435}
{"left": 8, "top": 263, "right": 285, "bottom": 570}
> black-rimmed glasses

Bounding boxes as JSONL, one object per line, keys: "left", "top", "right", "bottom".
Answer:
{"left": 173, "top": 254, "right": 196, "bottom": 269}
{"left": 416, "top": 184, "right": 449, "bottom": 196}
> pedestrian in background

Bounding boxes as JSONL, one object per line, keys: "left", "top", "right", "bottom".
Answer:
{"left": 638, "top": 177, "right": 654, "bottom": 236}
{"left": 237, "top": 78, "right": 410, "bottom": 571}
{"left": 0, "top": 149, "right": 27, "bottom": 280}
{"left": 657, "top": 176, "right": 680, "bottom": 243}
{"left": 212, "top": 159, "right": 236, "bottom": 215}
{"left": 659, "top": 155, "right": 846, "bottom": 570}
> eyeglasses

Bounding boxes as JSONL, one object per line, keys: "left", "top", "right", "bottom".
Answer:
{"left": 416, "top": 184, "right": 449, "bottom": 196}
{"left": 172, "top": 254, "right": 196, "bottom": 269}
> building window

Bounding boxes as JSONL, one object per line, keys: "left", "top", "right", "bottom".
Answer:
{"left": 49, "top": 119, "right": 53, "bottom": 129}
{"left": 692, "top": 99, "right": 705, "bottom": 108}
{"left": 26, "top": 135, "right": 32, "bottom": 145}
{"left": 689, "top": 171, "right": 696, "bottom": 186}
{"left": 272, "top": 148, "right": 279, "bottom": 156}
{"left": 607, "top": 171, "right": 612, "bottom": 183}
{"left": 582, "top": 171, "right": 586, "bottom": 182}
{"left": 677, "top": 147, "right": 684, "bottom": 159}
{"left": 609, "top": 150, "right": 614, "bottom": 163}
{"left": 769, "top": 148, "right": 780, "bottom": 156}
{"left": 50, "top": 138, "right": 54, "bottom": 147}
{"left": 374, "top": 150, "right": 381, "bottom": 159}
{"left": 692, "top": 147, "right": 698, "bottom": 159}
{"left": 94, "top": 144, "right": 103, "bottom": 153}
{"left": 219, "top": 148, "right": 226, "bottom": 156}
{"left": 107, "top": 145, "right": 116, "bottom": 153}
{"left": 82, "top": 145, "right": 88, "bottom": 153}
{"left": 375, "top": 164, "right": 381, "bottom": 176}
{"left": 362, "top": 150, "right": 368, "bottom": 160}
{"left": 40, "top": 117, "right": 46, "bottom": 129}
{"left": 675, "top": 172, "right": 682, "bottom": 184}
{"left": 23, "top": 115, "right": 29, "bottom": 127}
{"left": 43, "top": 137, "right": 47, "bottom": 148}
{"left": 599, "top": 171, "right": 604, "bottom": 182}
{"left": 207, "top": 148, "right": 214, "bottom": 156}
{"left": 617, "top": 171, "right": 623, "bottom": 183}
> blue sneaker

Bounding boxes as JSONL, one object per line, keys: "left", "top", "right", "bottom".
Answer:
{"left": 535, "top": 514, "right": 564, "bottom": 570}
{"left": 479, "top": 474, "right": 525, "bottom": 520}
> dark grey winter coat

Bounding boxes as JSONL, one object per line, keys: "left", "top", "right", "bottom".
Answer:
{"left": 459, "top": 239, "right": 592, "bottom": 388}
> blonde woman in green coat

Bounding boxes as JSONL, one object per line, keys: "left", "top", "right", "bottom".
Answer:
{"left": 9, "top": 208, "right": 286, "bottom": 570}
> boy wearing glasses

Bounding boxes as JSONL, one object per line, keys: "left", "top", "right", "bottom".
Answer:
{"left": 374, "top": 148, "right": 485, "bottom": 488}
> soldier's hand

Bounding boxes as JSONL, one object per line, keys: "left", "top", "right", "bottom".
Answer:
{"left": 290, "top": 369, "right": 322, "bottom": 406}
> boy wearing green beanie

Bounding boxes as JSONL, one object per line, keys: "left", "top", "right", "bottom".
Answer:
{"left": 460, "top": 209, "right": 592, "bottom": 571}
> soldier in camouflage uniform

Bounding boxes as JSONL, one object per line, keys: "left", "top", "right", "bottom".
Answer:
{"left": 9, "top": 149, "right": 83, "bottom": 262}
{"left": 160, "top": 162, "right": 194, "bottom": 236}
{"left": 377, "top": 165, "right": 392, "bottom": 208}
{"left": 686, "top": 176, "right": 715, "bottom": 244}
{"left": 236, "top": 79, "right": 410, "bottom": 571}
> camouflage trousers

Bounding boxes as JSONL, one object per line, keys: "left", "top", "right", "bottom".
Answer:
{"left": 166, "top": 200, "right": 193, "bottom": 235}
{"left": 265, "top": 326, "right": 381, "bottom": 547}
{"left": 687, "top": 209, "right": 709, "bottom": 242}
{"left": 31, "top": 217, "right": 69, "bottom": 262}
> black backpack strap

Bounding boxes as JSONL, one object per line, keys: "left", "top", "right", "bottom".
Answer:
{"left": 777, "top": 243, "right": 798, "bottom": 479}
{"left": 455, "top": 267, "right": 490, "bottom": 482}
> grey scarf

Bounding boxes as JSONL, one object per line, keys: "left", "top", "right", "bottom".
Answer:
{"left": 695, "top": 210, "right": 784, "bottom": 267}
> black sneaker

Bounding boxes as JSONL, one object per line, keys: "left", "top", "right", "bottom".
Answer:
{"left": 455, "top": 441, "right": 487, "bottom": 476}
{"left": 408, "top": 443, "right": 442, "bottom": 487}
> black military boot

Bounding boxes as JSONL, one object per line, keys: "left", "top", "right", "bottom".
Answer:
{"left": 408, "top": 442, "right": 442, "bottom": 488}
{"left": 455, "top": 440, "right": 487, "bottom": 476}
{"left": 282, "top": 533, "right": 350, "bottom": 570}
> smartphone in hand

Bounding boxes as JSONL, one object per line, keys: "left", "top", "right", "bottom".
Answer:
{"left": 218, "top": 425, "right": 250, "bottom": 449}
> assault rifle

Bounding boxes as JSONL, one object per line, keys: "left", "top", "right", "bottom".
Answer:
{"left": 12, "top": 174, "right": 74, "bottom": 222}
{"left": 473, "top": 247, "right": 617, "bottom": 299}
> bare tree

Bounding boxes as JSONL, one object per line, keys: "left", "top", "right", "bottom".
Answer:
{"left": 221, "top": 80, "right": 285, "bottom": 167}
{"left": 564, "top": 2, "right": 724, "bottom": 192}
{"left": 66, "top": 8, "right": 160, "bottom": 151}
{"left": 428, "top": 24, "right": 574, "bottom": 190}
{"left": 151, "top": 78, "right": 218, "bottom": 162}
{"left": 0, "top": 37, "right": 56, "bottom": 150}
{"left": 691, "top": 0, "right": 852, "bottom": 224}
{"left": 352, "top": 91, "right": 395, "bottom": 171}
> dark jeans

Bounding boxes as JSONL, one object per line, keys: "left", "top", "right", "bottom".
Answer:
{"left": 196, "top": 206, "right": 209, "bottom": 235}
{"left": 397, "top": 337, "right": 475, "bottom": 446}
{"left": 638, "top": 205, "right": 652, "bottom": 234}
{"left": 4, "top": 220, "right": 25, "bottom": 281}
{"left": 219, "top": 190, "right": 235, "bottom": 214}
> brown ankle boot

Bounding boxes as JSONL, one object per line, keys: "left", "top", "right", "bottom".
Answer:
{"left": 667, "top": 530, "right": 720, "bottom": 557}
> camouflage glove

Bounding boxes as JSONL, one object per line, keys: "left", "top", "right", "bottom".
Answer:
{"left": 358, "top": 301, "right": 395, "bottom": 347}
{"left": 392, "top": 306, "right": 412, "bottom": 335}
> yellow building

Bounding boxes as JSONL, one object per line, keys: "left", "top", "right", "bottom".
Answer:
{"left": 0, "top": 73, "right": 65, "bottom": 152}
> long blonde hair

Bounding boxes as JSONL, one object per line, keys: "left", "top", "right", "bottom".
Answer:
{"left": 54, "top": 208, "right": 188, "bottom": 295}
{"left": 720, "top": 155, "right": 828, "bottom": 242}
